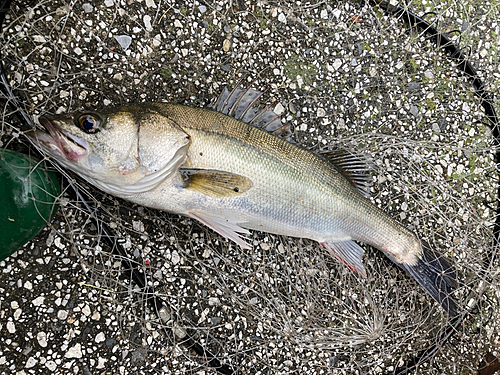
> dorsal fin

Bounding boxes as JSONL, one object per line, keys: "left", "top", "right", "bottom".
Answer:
{"left": 320, "top": 148, "right": 373, "bottom": 198}
{"left": 209, "top": 80, "right": 291, "bottom": 137}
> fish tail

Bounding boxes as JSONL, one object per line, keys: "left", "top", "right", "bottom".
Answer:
{"left": 399, "top": 242, "right": 458, "bottom": 316}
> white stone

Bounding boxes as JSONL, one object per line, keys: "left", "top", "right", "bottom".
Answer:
{"left": 25, "top": 357, "right": 37, "bottom": 368}
{"left": 274, "top": 102, "right": 285, "bottom": 115}
{"left": 33, "top": 35, "right": 46, "bottom": 43}
{"left": 82, "top": 305, "right": 91, "bottom": 317}
{"left": 45, "top": 361, "right": 57, "bottom": 371}
{"left": 114, "top": 35, "right": 132, "bottom": 50}
{"left": 37, "top": 332, "right": 48, "bottom": 347}
{"left": 82, "top": 3, "right": 93, "bottom": 13}
{"left": 208, "top": 297, "right": 220, "bottom": 306}
{"left": 6, "top": 321, "right": 15, "bottom": 333}
{"left": 97, "top": 357, "right": 107, "bottom": 369}
{"left": 332, "top": 58, "right": 342, "bottom": 70}
{"left": 278, "top": 13, "right": 286, "bottom": 23}
{"left": 143, "top": 15, "right": 152, "bottom": 31}
{"left": 320, "top": 9, "right": 328, "bottom": 19}
{"left": 174, "top": 20, "right": 183, "bottom": 28}
{"left": 171, "top": 250, "right": 180, "bottom": 265}
{"left": 32, "top": 296, "right": 45, "bottom": 306}
{"left": 57, "top": 310, "right": 68, "bottom": 320}
{"left": 65, "top": 343, "right": 83, "bottom": 358}
{"left": 145, "top": 0, "right": 156, "bottom": 8}
{"left": 95, "top": 332, "right": 106, "bottom": 343}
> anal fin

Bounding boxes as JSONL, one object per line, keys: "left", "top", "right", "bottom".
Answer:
{"left": 321, "top": 240, "right": 367, "bottom": 277}
{"left": 188, "top": 212, "right": 251, "bottom": 249}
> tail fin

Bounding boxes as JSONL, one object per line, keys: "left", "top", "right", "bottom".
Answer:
{"left": 398, "top": 242, "right": 458, "bottom": 316}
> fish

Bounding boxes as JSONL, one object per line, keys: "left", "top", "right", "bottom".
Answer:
{"left": 27, "top": 86, "right": 458, "bottom": 316}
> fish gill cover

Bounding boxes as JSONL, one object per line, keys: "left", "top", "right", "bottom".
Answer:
{"left": 0, "top": 0, "right": 499, "bottom": 374}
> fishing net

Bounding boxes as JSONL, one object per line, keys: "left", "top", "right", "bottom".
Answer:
{"left": 0, "top": 0, "right": 499, "bottom": 374}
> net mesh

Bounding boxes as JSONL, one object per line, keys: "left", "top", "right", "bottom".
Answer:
{"left": 0, "top": 1, "right": 499, "bottom": 374}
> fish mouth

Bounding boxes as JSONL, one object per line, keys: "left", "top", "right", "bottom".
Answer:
{"left": 27, "top": 116, "right": 89, "bottom": 162}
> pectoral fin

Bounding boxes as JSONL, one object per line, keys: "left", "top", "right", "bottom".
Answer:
{"left": 188, "top": 212, "right": 251, "bottom": 249}
{"left": 180, "top": 168, "right": 253, "bottom": 197}
{"left": 321, "top": 240, "right": 367, "bottom": 277}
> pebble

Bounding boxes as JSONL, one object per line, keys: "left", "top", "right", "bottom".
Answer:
{"left": 6, "top": 321, "right": 15, "bottom": 333}
{"left": 37, "top": 332, "right": 48, "bottom": 347}
{"left": 407, "top": 82, "right": 421, "bottom": 93}
{"left": 409, "top": 104, "right": 419, "bottom": 116}
{"left": 25, "top": 357, "right": 37, "bottom": 368}
{"left": 65, "top": 343, "right": 83, "bottom": 358}
{"left": 95, "top": 332, "right": 106, "bottom": 343}
{"left": 143, "top": 15, "right": 152, "bottom": 31}
{"left": 32, "top": 296, "right": 45, "bottom": 306}
{"left": 45, "top": 361, "right": 57, "bottom": 371}
{"left": 82, "top": 3, "right": 93, "bottom": 13}
{"left": 171, "top": 250, "right": 180, "bottom": 265}
{"left": 114, "top": 35, "right": 132, "bottom": 50}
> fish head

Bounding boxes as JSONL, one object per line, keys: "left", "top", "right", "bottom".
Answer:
{"left": 27, "top": 106, "right": 191, "bottom": 195}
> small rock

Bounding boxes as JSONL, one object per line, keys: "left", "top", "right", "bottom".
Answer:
{"left": 33, "top": 35, "right": 47, "bottom": 43}
{"left": 114, "top": 35, "right": 132, "bottom": 50}
{"left": 222, "top": 39, "right": 231, "bottom": 52}
{"left": 274, "top": 102, "right": 285, "bottom": 115}
{"left": 45, "top": 361, "right": 57, "bottom": 371}
{"left": 32, "top": 296, "right": 45, "bottom": 306}
{"left": 95, "top": 332, "right": 106, "bottom": 343}
{"left": 82, "top": 3, "right": 93, "bottom": 12}
{"left": 65, "top": 343, "right": 83, "bottom": 358}
{"left": 25, "top": 357, "right": 37, "bottom": 368}
{"left": 7, "top": 321, "right": 15, "bottom": 333}
{"left": 407, "top": 81, "right": 421, "bottom": 93}
{"left": 278, "top": 13, "right": 286, "bottom": 23}
{"left": 199, "top": 5, "right": 207, "bottom": 13}
{"left": 104, "top": 0, "right": 114, "bottom": 7}
{"left": 332, "top": 58, "right": 342, "bottom": 70}
{"left": 143, "top": 15, "right": 152, "bottom": 31}
{"left": 171, "top": 250, "right": 180, "bottom": 265}
{"left": 37, "top": 332, "right": 48, "bottom": 347}
{"left": 409, "top": 105, "right": 419, "bottom": 117}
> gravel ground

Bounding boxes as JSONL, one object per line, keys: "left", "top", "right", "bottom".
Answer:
{"left": 0, "top": 1, "right": 499, "bottom": 374}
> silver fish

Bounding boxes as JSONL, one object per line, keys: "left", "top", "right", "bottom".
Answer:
{"left": 27, "top": 88, "right": 457, "bottom": 315}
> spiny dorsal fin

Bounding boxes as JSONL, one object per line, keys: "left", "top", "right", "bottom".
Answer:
{"left": 180, "top": 168, "right": 253, "bottom": 197}
{"left": 320, "top": 148, "right": 373, "bottom": 198}
{"left": 209, "top": 80, "right": 291, "bottom": 137}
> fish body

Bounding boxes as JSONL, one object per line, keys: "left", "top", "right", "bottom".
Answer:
{"left": 28, "top": 98, "right": 457, "bottom": 315}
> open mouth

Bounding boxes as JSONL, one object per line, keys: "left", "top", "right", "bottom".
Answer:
{"left": 27, "top": 116, "right": 89, "bottom": 162}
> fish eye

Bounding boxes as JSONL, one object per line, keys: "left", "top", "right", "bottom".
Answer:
{"left": 76, "top": 114, "right": 102, "bottom": 134}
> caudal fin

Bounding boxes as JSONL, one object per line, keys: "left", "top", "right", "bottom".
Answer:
{"left": 398, "top": 242, "right": 458, "bottom": 316}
